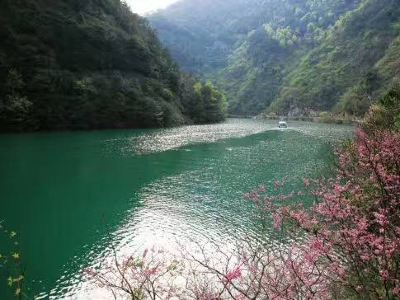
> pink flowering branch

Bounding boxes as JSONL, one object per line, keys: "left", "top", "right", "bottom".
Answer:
{"left": 245, "top": 128, "right": 400, "bottom": 299}
{"left": 87, "top": 127, "right": 400, "bottom": 299}
{"left": 85, "top": 246, "right": 182, "bottom": 300}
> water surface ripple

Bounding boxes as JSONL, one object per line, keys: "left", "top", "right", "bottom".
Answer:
{"left": 0, "top": 119, "right": 353, "bottom": 299}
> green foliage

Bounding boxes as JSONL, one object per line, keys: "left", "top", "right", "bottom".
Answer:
{"left": 0, "top": 70, "right": 32, "bottom": 131}
{"left": 272, "top": 0, "right": 400, "bottom": 116}
{"left": 150, "top": 0, "right": 251, "bottom": 75}
{"left": 263, "top": 25, "right": 300, "bottom": 48}
{"left": 150, "top": 0, "right": 362, "bottom": 115}
{"left": 196, "top": 81, "right": 227, "bottom": 123}
{"left": 0, "top": 222, "right": 26, "bottom": 299}
{"left": 152, "top": 0, "right": 400, "bottom": 117}
{"left": 0, "top": 0, "right": 226, "bottom": 132}
{"left": 180, "top": 76, "right": 227, "bottom": 124}
{"left": 335, "top": 71, "right": 379, "bottom": 117}
{"left": 363, "top": 83, "right": 400, "bottom": 132}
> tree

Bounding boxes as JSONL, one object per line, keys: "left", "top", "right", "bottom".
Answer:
{"left": 0, "top": 0, "right": 226, "bottom": 132}
{"left": 0, "top": 69, "right": 32, "bottom": 131}
{"left": 201, "top": 82, "right": 227, "bottom": 123}
{"left": 88, "top": 91, "right": 400, "bottom": 299}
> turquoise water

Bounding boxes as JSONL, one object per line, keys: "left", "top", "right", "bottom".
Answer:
{"left": 0, "top": 119, "right": 353, "bottom": 299}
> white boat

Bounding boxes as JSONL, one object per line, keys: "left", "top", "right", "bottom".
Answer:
{"left": 278, "top": 121, "right": 288, "bottom": 128}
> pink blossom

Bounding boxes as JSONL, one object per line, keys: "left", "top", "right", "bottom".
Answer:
{"left": 381, "top": 270, "right": 389, "bottom": 281}
{"left": 393, "top": 286, "right": 400, "bottom": 295}
{"left": 244, "top": 128, "right": 400, "bottom": 298}
{"left": 273, "top": 213, "right": 282, "bottom": 230}
{"left": 224, "top": 266, "right": 242, "bottom": 283}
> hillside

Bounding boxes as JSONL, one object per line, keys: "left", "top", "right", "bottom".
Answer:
{"left": 0, "top": 0, "right": 226, "bottom": 132}
{"left": 150, "top": 0, "right": 362, "bottom": 115}
{"left": 150, "top": 0, "right": 250, "bottom": 76}
{"left": 272, "top": 0, "right": 400, "bottom": 116}
{"left": 151, "top": 0, "right": 400, "bottom": 117}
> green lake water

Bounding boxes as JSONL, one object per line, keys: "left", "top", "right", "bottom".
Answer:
{"left": 0, "top": 119, "right": 353, "bottom": 299}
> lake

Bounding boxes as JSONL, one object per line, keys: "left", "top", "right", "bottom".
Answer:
{"left": 0, "top": 119, "right": 353, "bottom": 299}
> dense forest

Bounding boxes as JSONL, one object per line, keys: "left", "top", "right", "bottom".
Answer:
{"left": 2, "top": 0, "right": 399, "bottom": 130}
{"left": 0, "top": 0, "right": 226, "bottom": 132}
{"left": 272, "top": 0, "right": 400, "bottom": 117}
{"left": 151, "top": 0, "right": 400, "bottom": 117}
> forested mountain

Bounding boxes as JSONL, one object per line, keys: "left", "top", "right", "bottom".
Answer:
{"left": 151, "top": 0, "right": 400, "bottom": 117}
{"left": 0, "top": 0, "right": 226, "bottom": 132}
{"left": 272, "top": 0, "right": 400, "bottom": 116}
{"left": 150, "top": 0, "right": 251, "bottom": 75}
{"left": 2, "top": 0, "right": 398, "bottom": 130}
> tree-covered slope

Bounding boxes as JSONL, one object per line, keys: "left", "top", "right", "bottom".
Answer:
{"left": 0, "top": 0, "right": 226, "bottom": 132}
{"left": 271, "top": 0, "right": 400, "bottom": 116}
{"left": 150, "top": 0, "right": 362, "bottom": 115}
{"left": 150, "top": 0, "right": 251, "bottom": 75}
{"left": 220, "top": 0, "right": 366, "bottom": 115}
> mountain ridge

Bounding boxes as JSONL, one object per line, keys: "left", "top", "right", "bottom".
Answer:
{"left": 0, "top": 0, "right": 226, "bottom": 132}
{"left": 150, "top": 0, "right": 400, "bottom": 117}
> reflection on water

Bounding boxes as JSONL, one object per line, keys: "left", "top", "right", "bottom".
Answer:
{"left": 106, "top": 119, "right": 354, "bottom": 156}
{"left": 0, "top": 119, "right": 354, "bottom": 299}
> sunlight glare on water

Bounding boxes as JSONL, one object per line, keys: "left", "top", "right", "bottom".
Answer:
{"left": 0, "top": 119, "right": 354, "bottom": 299}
